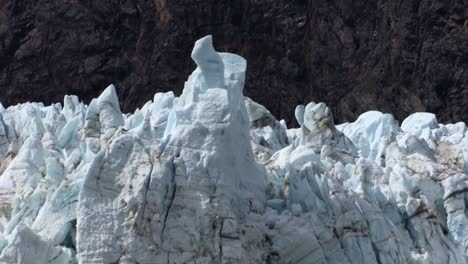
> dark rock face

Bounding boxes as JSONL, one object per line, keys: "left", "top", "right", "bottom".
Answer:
{"left": 0, "top": 0, "right": 466, "bottom": 124}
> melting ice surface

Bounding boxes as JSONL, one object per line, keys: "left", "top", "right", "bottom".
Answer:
{"left": 0, "top": 35, "right": 467, "bottom": 263}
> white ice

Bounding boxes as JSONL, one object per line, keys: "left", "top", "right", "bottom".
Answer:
{"left": 0, "top": 36, "right": 466, "bottom": 264}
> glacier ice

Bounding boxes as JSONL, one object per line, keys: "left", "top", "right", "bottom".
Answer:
{"left": 0, "top": 36, "right": 467, "bottom": 263}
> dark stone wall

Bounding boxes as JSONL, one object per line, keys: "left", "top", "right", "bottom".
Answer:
{"left": 0, "top": 0, "right": 466, "bottom": 124}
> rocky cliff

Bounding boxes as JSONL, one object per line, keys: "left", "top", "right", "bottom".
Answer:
{"left": 0, "top": 0, "right": 467, "bottom": 124}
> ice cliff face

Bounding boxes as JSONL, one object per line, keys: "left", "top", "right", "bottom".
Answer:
{"left": 0, "top": 36, "right": 467, "bottom": 263}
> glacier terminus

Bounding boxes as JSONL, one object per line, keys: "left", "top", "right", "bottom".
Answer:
{"left": 0, "top": 36, "right": 467, "bottom": 263}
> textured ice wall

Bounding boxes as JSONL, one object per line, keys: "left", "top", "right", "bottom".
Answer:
{"left": 0, "top": 36, "right": 467, "bottom": 263}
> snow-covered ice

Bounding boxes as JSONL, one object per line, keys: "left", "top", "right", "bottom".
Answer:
{"left": 0, "top": 35, "right": 467, "bottom": 263}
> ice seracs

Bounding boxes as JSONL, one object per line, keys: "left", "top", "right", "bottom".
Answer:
{"left": 0, "top": 225, "right": 73, "bottom": 263}
{"left": 96, "top": 84, "right": 124, "bottom": 146}
{"left": 0, "top": 36, "right": 466, "bottom": 263}
{"left": 338, "top": 111, "right": 399, "bottom": 161}
{"left": 401, "top": 112, "right": 438, "bottom": 134}
{"left": 77, "top": 34, "right": 266, "bottom": 263}
{"left": 245, "top": 97, "right": 288, "bottom": 162}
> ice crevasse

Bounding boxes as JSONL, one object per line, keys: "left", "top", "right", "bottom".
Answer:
{"left": 0, "top": 36, "right": 467, "bottom": 263}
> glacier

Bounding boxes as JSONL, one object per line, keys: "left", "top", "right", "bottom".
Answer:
{"left": 0, "top": 35, "right": 467, "bottom": 263}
